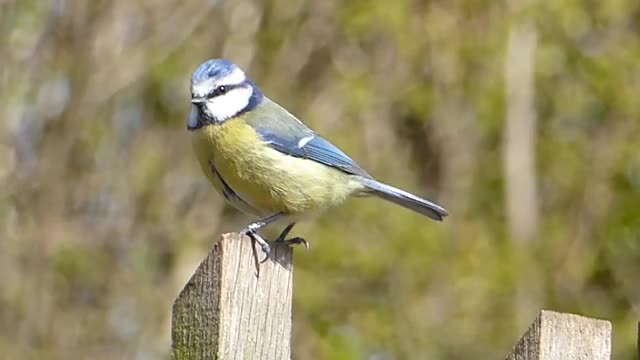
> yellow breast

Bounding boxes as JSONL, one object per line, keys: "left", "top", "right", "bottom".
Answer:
{"left": 191, "top": 118, "right": 363, "bottom": 215}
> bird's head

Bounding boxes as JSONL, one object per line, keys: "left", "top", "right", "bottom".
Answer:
{"left": 188, "top": 59, "right": 263, "bottom": 130}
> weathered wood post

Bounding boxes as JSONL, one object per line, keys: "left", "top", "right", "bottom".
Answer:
{"left": 505, "top": 310, "right": 612, "bottom": 360}
{"left": 171, "top": 233, "right": 293, "bottom": 360}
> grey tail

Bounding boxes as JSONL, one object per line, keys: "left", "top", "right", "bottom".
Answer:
{"left": 358, "top": 177, "right": 448, "bottom": 221}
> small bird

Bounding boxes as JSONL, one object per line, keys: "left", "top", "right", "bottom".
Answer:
{"left": 188, "top": 59, "right": 447, "bottom": 256}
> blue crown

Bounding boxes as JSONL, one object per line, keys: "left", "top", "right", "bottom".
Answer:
{"left": 192, "top": 59, "right": 237, "bottom": 84}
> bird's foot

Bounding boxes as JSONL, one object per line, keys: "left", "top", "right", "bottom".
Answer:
{"left": 275, "top": 236, "right": 309, "bottom": 251}
{"left": 244, "top": 226, "right": 270, "bottom": 263}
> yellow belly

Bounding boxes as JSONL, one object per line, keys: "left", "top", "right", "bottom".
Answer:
{"left": 191, "top": 119, "right": 363, "bottom": 216}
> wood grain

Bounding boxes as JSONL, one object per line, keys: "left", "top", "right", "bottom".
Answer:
{"left": 505, "top": 310, "right": 611, "bottom": 360}
{"left": 171, "top": 233, "right": 293, "bottom": 360}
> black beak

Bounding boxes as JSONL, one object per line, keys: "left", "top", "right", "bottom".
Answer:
{"left": 191, "top": 97, "right": 205, "bottom": 104}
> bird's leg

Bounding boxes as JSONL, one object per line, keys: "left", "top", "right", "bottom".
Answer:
{"left": 275, "top": 222, "right": 296, "bottom": 242}
{"left": 275, "top": 222, "right": 309, "bottom": 250}
{"left": 246, "top": 226, "right": 271, "bottom": 256}
{"left": 243, "top": 212, "right": 284, "bottom": 260}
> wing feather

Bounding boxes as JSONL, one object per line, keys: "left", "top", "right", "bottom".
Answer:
{"left": 244, "top": 98, "right": 371, "bottom": 178}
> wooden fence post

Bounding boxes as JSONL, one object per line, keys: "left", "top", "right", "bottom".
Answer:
{"left": 171, "top": 233, "right": 293, "bottom": 360}
{"left": 505, "top": 310, "right": 612, "bottom": 360}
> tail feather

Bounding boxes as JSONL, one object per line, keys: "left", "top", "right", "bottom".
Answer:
{"left": 358, "top": 177, "right": 448, "bottom": 221}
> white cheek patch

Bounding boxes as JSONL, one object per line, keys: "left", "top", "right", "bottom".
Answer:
{"left": 204, "top": 86, "right": 253, "bottom": 121}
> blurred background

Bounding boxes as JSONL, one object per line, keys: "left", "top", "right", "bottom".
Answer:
{"left": 1, "top": 0, "right": 639, "bottom": 358}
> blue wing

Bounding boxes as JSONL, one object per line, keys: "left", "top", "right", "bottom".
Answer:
{"left": 243, "top": 98, "right": 371, "bottom": 178}
{"left": 262, "top": 131, "right": 371, "bottom": 178}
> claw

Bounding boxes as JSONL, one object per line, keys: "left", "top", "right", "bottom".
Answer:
{"left": 241, "top": 213, "right": 288, "bottom": 265}
{"left": 245, "top": 228, "right": 271, "bottom": 262}
{"left": 273, "top": 222, "right": 308, "bottom": 250}
{"left": 276, "top": 236, "right": 309, "bottom": 251}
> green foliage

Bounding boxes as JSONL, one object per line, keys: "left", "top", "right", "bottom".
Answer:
{"left": 1, "top": 0, "right": 639, "bottom": 359}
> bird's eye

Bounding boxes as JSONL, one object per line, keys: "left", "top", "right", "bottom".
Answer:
{"left": 206, "top": 85, "right": 229, "bottom": 99}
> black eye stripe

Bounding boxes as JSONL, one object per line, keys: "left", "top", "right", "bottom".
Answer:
{"left": 207, "top": 84, "right": 242, "bottom": 98}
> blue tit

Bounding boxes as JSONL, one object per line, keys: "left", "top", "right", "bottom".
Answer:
{"left": 188, "top": 59, "right": 448, "bottom": 255}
